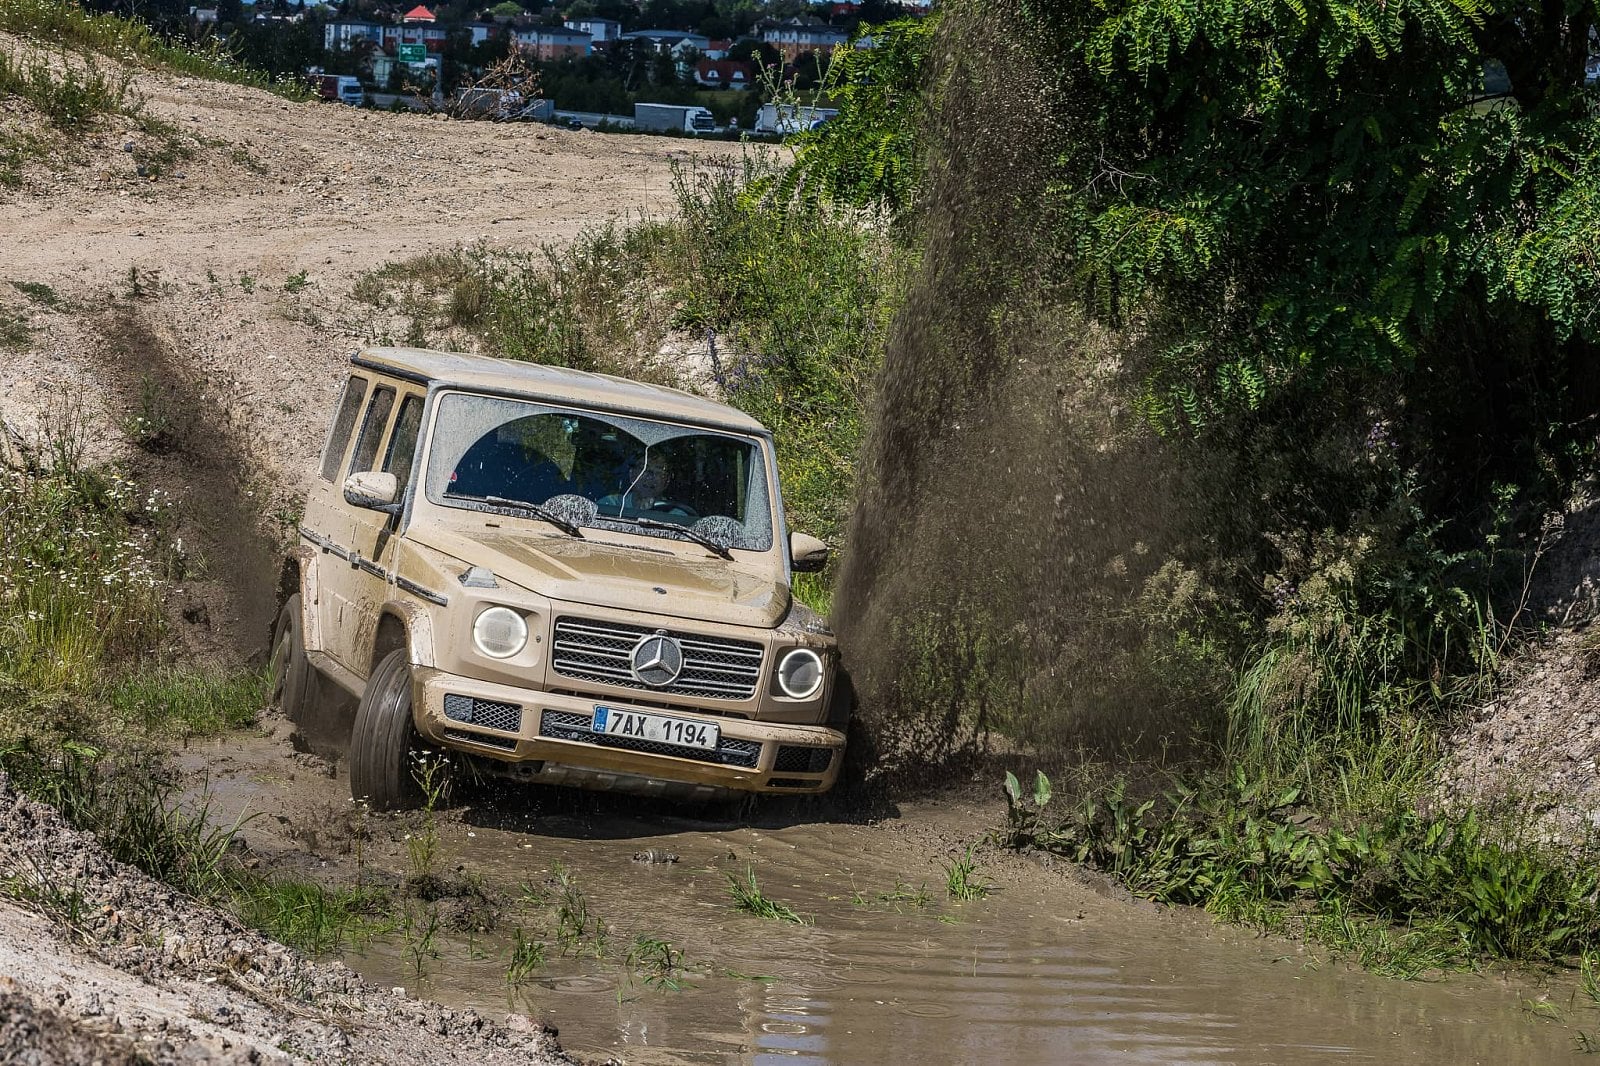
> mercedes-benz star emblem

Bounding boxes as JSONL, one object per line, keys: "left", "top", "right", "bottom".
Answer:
{"left": 630, "top": 632, "right": 684, "bottom": 687}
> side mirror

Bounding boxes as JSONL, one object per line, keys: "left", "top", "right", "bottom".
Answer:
{"left": 790, "top": 531, "right": 830, "bottom": 573}
{"left": 343, "top": 471, "right": 401, "bottom": 513}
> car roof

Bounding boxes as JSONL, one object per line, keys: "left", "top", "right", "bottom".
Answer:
{"left": 352, "top": 347, "right": 768, "bottom": 435}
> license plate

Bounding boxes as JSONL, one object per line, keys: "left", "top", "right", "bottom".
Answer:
{"left": 591, "top": 706, "right": 720, "bottom": 751}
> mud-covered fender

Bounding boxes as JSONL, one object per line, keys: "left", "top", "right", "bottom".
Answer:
{"left": 378, "top": 598, "right": 438, "bottom": 669}
{"left": 292, "top": 545, "right": 324, "bottom": 653}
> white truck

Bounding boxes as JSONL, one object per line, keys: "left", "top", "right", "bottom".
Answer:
{"left": 755, "top": 103, "right": 838, "bottom": 135}
{"left": 633, "top": 102, "right": 716, "bottom": 134}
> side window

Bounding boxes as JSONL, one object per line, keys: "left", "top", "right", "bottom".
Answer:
{"left": 319, "top": 376, "right": 368, "bottom": 482}
{"left": 348, "top": 385, "right": 396, "bottom": 476}
{"left": 382, "top": 394, "right": 426, "bottom": 492}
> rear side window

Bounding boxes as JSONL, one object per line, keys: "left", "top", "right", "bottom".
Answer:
{"left": 382, "top": 394, "right": 426, "bottom": 491}
{"left": 348, "top": 386, "right": 397, "bottom": 476}
{"left": 320, "top": 376, "right": 368, "bottom": 482}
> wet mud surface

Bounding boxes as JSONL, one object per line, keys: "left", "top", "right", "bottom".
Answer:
{"left": 177, "top": 725, "right": 1596, "bottom": 1064}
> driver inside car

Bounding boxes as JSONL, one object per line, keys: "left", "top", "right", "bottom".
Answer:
{"left": 600, "top": 453, "right": 678, "bottom": 516}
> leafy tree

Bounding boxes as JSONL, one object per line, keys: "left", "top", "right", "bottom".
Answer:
{"left": 779, "top": 16, "right": 937, "bottom": 216}
{"left": 1025, "top": 0, "right": 1600, "bottom": 459}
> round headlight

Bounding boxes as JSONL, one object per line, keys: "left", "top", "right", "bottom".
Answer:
{"left": 776, "top": 648, "right": 824, "bottom": 700}
{"left": 473, "top": 606, "right": 527, "bottom": 659}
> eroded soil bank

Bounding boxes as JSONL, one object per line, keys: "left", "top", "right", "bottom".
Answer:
{"left": 176, "top": 721, "right": 1598, "bottom": 1065}
{"left": 0, "top": 770, "right": 571, "bottom": 1064}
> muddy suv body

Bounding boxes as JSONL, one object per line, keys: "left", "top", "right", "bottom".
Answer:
{"left": 274, "top": 348, "right": 847, "bottom": 809}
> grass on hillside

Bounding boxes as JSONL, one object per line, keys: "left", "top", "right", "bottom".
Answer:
{"left": 0, "top": 0, "right": 305, "bottom": 98}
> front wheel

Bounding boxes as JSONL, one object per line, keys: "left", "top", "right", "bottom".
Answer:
{"left": 349, "top": 649, "right": 430, "bottom": 811}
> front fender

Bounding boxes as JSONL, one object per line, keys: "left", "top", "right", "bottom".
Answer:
{"left": 382, "top": 598, "right": 438, "bottom": 669}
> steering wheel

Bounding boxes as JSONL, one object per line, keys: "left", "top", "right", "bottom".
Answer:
{"left": 647, "top": 500, "right": 699, "bottom": 519}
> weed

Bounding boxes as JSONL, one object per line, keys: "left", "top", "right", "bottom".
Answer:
{"left": 0, "top": 50, "right": 140, "bottom": 130}
{"left": 404, "top": 752, "right": 451, "bottom": 895}
{"left": 10, "top": 281, "right": 57, "bottom": 307}
{"left": 1000, "top": 767, "right": 1600, "bottom": 966}
{"left": 942, "top": 845, "right": 991, "bottom": 901}
{"left": 230, "top": 878, "right": 389, "bottom": 955}
{"left": 1583, "top": 951, "right": 1600, "bottom": 1007}
{"left": 0, "top": 442, "right": 169, "bottom": 708}
{"left": 284, "top": 270, "right": 310, "bottom": 294}
{"left": 624, "top": 933, "right": 688, "bottom": 993}
{"left": 102, "top": 667, "right": 266, "bottom": 738}
{"left": 727, "top": 864, "right": 805, "bottom": 923}
{"left": 0, "top": 744, "right": 245, "bottom": 902}
{"left": 403, "top": 904, "right": 441, "bottom": 977}
{"left": 120, "top": 372, "right": 175, "bottom": 452}
{"left": 551, "top": 865, "right": 607, "bottom": 955}
{"left": 238, "top": 273, "right": 256, "bottom": 294}
{"left": 1522, "top": 997, "right": 1563, "bottom": 1021}
{"left": 853, "top": 879, "right": 930, "bottom": 909}
{"left": 1578, "top": 1031, "right": 1600, "bottom": 1054}
{"left": 2, "top": 853, "right": 91, "bottom": 941}
{"left": 506, "top": 927, "right": 546, "bottom": 984}
{"left": 0, "top": 307, "right": 29, "bottom": 350}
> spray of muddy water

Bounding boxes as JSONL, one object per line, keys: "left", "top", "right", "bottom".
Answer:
{"left": 835, "top": 1, "right": 1216, "bottom": 768}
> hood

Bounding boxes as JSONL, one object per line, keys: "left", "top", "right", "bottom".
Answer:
{"left": 410, "top": 523, "right": 791, "bottom": 629}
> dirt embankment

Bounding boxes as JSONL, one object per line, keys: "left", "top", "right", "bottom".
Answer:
{"left": 0, "top": 772, "right": 574, "bottom": 1064}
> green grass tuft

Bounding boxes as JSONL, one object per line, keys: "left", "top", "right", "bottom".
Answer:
{"left": 727, "top": 864, "right": 805, "bottom": 923}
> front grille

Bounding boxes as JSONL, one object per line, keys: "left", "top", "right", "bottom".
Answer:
{"left": 538, "top": 709, "right": 762, "bottom": 769}
{"left": 766, "top": 777, "right": 819, "bottom": 790}
{"left": 443, "top": 694, "right": 523, "bottom": 734}
{"left": 443, "top": 728, "right": 518, "bottom": 751}
{"left": 551, "top": 617, "right": 763, "bottom": 701}
{"left": 774, "top": 745, "right": 833, "bottom": 774}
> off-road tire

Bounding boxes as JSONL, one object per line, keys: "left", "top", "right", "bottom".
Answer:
{"left": 349, "top": 648, "right": 427, "bottom": 811}
{"left": 270, "top": 594, "right": 321, "bottom": 726}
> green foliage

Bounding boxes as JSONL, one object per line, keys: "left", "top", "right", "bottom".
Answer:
{"left": 941, "top": 844, "right": 991, "bottom": 901}
{"left": 101, "top": 667, "right": 266, "bottom": 738}
{"left": 774, "top": 15, "right": 937, "bottom": 216}
{"left": 0, "top": 743, "right": 243, "bottom": 901}
{"left": 1027, "top": 0, "right": 1600, "bottom": 445}
{"left": 1000, "top": 766, "right": 1600, "bottom": 964}
{"left": 230, "top": 878, "right": 390, "bottom": 955}
{"left": 0, "top": 457, "right": 170, "bottom": 713}
{"left": 506, "top": 926, "right": 547, "bottom": 984}
{"left": 727, "top": 864, "right": 805, "bottom": 923}
{"left": 0, "top": 50, "right": 140, "bottom": 130}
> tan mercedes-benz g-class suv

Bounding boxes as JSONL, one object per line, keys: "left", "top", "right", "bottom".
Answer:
{"left": 271, "top": 348, "right": 848, "bottom": 810}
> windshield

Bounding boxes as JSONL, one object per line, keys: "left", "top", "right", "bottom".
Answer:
{"left": 423, "top": 392, "right": 774, "bottom": 552}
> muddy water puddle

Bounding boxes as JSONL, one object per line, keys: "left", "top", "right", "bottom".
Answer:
{"left": 181, "top": 734, "right": 1588, "bottom": 1064}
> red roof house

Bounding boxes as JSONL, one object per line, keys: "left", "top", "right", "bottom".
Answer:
{"left": 694, "top": 58, "right": 754, "bottom": 89}
{"left": 403, "top": 5, "right": 436, "bottom": 22}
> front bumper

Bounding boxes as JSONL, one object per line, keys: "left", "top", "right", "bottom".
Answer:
{"left": 411, "top": 667, "right": 845, "bottom": 795}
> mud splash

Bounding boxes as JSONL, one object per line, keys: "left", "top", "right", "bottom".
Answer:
{"left": 179, "top": 733, "right": 1589, "bottom": 1065}
{"left": 833, "top": 0, "right": 1215, "bottom": 769}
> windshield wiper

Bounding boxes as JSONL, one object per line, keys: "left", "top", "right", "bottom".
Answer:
{"left": 462, "top": 494, "right": 584, "bottom": 537}
{"left": 628, "top": 516, "right": 734, "bottom": 560}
